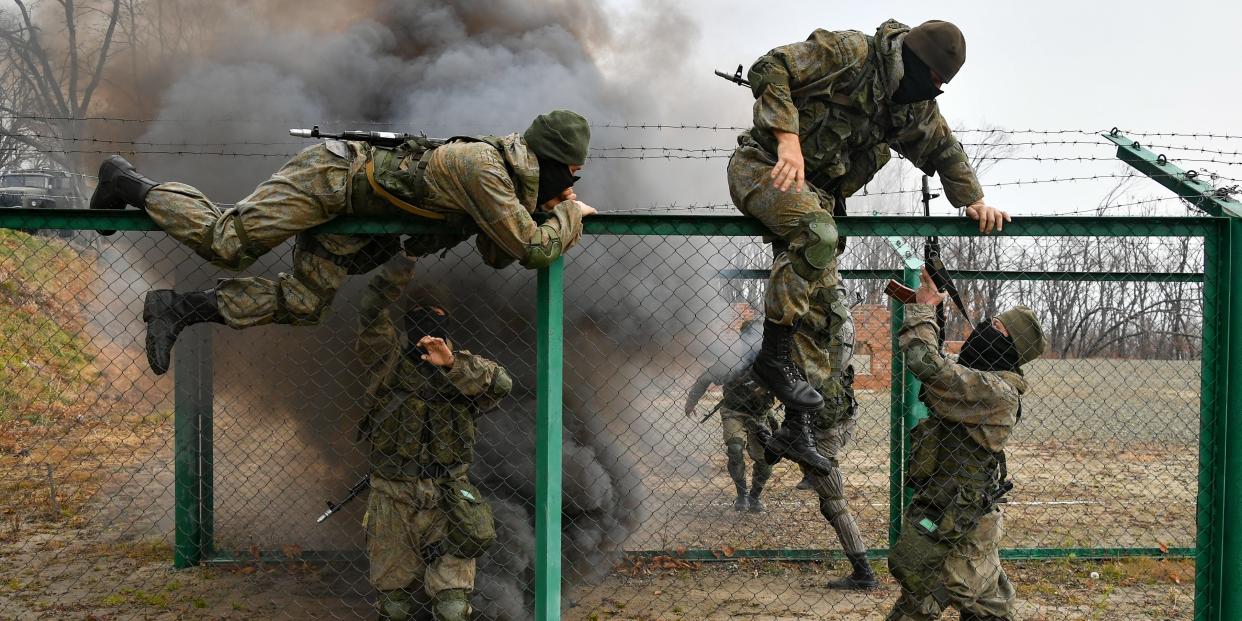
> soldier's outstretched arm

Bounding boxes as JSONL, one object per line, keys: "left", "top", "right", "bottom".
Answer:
{"left": 685, "top": 372, "right": 715, "bottom": 417}
{"left": 355, "top": 255, "right": 416, "bottom": 399}
{"left": 443, "top": 349, "right": 513, "bottom": 412}
{"left": 458, "top": 156, "right": 585, "bottom": 269}
{"left": 888, "top": 102, "right": 1009, "bottom": 233}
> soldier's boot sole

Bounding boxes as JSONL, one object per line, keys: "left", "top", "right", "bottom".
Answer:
{"left": 824, "top": 574, "right": 880, "bottom": 591}
{"left": 143, "top": 289, "right": 223, "bottom": 376}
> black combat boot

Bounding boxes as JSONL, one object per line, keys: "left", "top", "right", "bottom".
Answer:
{"left": 144, "top": 289, "right": 225, "bottom": 375}
{"left": 795, "top": 473, "right": 814, "bottom": 491}
{"left": 90, "top": 155, "right": 160, "bottom": 235}
{"left": 746, "top": 462, "right": 770, "bottom": 513}
{"left": 751, "top": 320, "right": 823, "bottom": 409}
{"left": 824, "top": 552, "right": 879, "bottom": 590}
{"left": 765, "top": 407, "right": 835, "bottom": 475}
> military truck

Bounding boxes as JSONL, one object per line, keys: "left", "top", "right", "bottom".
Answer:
{"left": 0, "top": 170, "right": 83, "bottom": 210}
{"left": 0, "top": 170, "right": 85, "bottom": 237}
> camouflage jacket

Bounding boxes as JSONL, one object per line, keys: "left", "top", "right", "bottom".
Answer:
{"left": 898, "top": 304, "right": 1027, "bottom": 453}
{"left": 745, "top": 19, "right": 983, "bottom": 207}
{"left": 352, "top": 133, "right": 584, "bottom": 269}
{"left": 352, "top": 267, "right": 511, "bottom": 437}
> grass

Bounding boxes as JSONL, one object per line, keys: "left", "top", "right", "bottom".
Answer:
{"left": 0, "top": 228, "right": 98, "bottom": 427}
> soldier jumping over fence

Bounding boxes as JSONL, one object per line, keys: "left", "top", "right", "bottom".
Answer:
{"left": 684, "top": 319, "right": 777, "bottom": 513}
{"left": 355, "top": 255, "right": 511, "bottom": 621}
{"left": 726, "top": 19, "right": 1009, "bottom": 472}
{"left": 87, "top": 110, "right": 595, "bottom": 375}
{"left": 886, "top": 269, "right": 1046, "bottom": 621}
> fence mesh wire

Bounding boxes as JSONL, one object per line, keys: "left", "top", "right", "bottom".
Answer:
{"left": 0, "top": 223, "right": 1206, "bottom": 620}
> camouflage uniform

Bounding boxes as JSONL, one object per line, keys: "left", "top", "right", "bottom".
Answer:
{"left": 727, "top": 19, "right": 983, "bottom": 327}
{"left": 144, "top": 134, "right": 583, "bottom": 328}
{"left": 687, "top": 353, "right": 778, "bottom": 511}
{"left": 887, "top": 304, "right": 1027, "bottom": 621}
{"left": 790, "top": 286, "right": 871, "bottom": 573}
{"left": 355, "top": 264, "right": 512, "bottom": 621}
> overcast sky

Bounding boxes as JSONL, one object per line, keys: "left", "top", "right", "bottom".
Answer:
{"left": 597, "top": 0, "right": 1242, "bottom": 217}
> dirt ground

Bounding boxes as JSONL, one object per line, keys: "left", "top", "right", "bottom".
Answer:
{"left": 0, "top": 232, "right": 1205, "bottom": 619}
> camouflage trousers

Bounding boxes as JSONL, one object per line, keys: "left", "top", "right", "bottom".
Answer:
{"left": 365, "top": 474, "right": 476, "bottom": 598}
{"left": 720, "top": 408, "right": 777, "bottom": 458}
{"left": 727, "top": 144, "right": 841, "bottom": 326}
{"left": 144, "top": 143, "right": 402, "bottom": 328}
{"left": 887, "top": 508, "right": 1015, "bottom": 621}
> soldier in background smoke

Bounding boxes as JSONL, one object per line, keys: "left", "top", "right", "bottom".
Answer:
{"left": 727, "top": 19, "right": 1010, "bottom": 473}
{"left": 684, "top": 319, "right": 777, "bottom": 513}
{"left": 88, "top": 110, "right": 596, "bottom": 375}
{"left": 355, "top": 255, "right": 512, "bottom": 621}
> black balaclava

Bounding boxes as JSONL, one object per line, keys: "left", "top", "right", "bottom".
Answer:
{"left": 403, "top": 305, "right": 451, "bottom": 362}
{"left": 536, "top": 154, "right": 580, "bottom": 206}
{"left": 891, "top": 43, "right": 944, "bottom": 105}
{"left": 958, "top": 319, "right": 1021, "bottom": 372}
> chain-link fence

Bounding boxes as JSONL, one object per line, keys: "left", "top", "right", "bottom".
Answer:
{"left": 0, "top": 210, "right": 1229, "bottom": 620}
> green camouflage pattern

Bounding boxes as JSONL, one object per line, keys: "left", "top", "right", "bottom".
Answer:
{"left": 356, "top": 264, "right": 512, "bottom": 477}
{"left": 887, "top": 510, "right": 1015, "bottom": 620}
{"left": 888, "top": 304, "right": 1026, "bottom": 620}
{"left": 143, "top": 133, "right": 584, "bottom": 329}
{"left": 726, "top": 145, "right": 844, "bottom": 326}
{"left": 721, "top": 407, "right": 778, "bottom": 461}
{"left": 744, "top": 19, "right": 983, "bottom": 206}
{"left": 365, "top": 474, "right": 477, "bottom": 595}
{"left": 729, "top": 19, "right": 983, "bottom": 327}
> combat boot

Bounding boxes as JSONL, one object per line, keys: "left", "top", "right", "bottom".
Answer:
{"left": 144, "top": 289, "right": 225, "bottom": 375}
{"left": 430, "top": 589, "right": 471, "bottom": 621}
{"left": 90, "top": 155, "right": 160, "bottom": 235}
{"left": 824, "top": 552, "right": 879, "bottom": 590}
{"left": 796, "top": 473, "right": 814, "bottom": 491}
{"left": 751, "top": 320, "right": 823, "bottom": 409}
{"left": 765, "top": 407, "right": 834, "bottom": 475}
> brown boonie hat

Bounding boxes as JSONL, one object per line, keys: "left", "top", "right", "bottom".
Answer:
{"left": 905, "top": 20, "right": 967, "bottom": 83}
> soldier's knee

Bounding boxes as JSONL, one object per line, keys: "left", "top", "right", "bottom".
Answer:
{"left": 431, "top": 589, "right": 471, "bottom": 621}
{"left": 725, "top": 439, "right": 746, "bottom": 460}
{"left": 377, "top": 589, "right": 416, "bottom": 621}
{"left": 789, "top": 211, "right": 838, "bottom": 281}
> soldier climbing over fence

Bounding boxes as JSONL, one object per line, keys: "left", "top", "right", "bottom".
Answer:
{"left": 87, "top": 110, "right": 596, "bottom": 375}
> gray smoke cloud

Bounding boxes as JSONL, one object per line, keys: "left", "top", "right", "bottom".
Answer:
{"left": 108, "top": 1, "right": 743, "bottom": 618}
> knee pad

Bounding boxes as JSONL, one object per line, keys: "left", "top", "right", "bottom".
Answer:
{"left": 725, "top": 439, "right": 746, "bottom": 459}
{"left": 275, "top": 271, "right": 338, "bottom": 325}
{"left": 377, "top": 589, "right": 416, "bottom": 621}
{"left": 431, "top": 589, "right": 471, "bottom": 621}
{"left": 789, "top": 211, "right": 838, "bottom": 281}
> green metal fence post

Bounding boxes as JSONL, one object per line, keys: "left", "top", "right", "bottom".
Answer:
{"left": 1209, "top": 218, "right": 1242, "bottom": 621}
{"left": 173, "top": 313, "right": 213, "bottom": 568}
{"left": 535, "top": 258, "right": 564, "bottom": 621}
{"left": 889, "top": 266, "right": 928, "bottom": 545}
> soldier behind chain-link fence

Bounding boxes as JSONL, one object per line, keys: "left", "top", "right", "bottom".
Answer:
{"left": 726, "top": 19, "right": 1012, "bottom": 471}
{"left": 886, "top": 269, "right": 1047, "bottom": 621}
{"left": 353, "top": 255, "right": 511, "bottom": 621}
{"left": 685, "top": 319, "right": 777, "bottom": 513}
{"left": 87, "top": 110, "right": 597, "bottom": 375}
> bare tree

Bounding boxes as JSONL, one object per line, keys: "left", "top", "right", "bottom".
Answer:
{"left": 0, "top": 0, "right": 123, "bottom": 180}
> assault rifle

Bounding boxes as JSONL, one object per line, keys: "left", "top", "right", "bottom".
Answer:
{"left": 883, "top": 176, "right": 971, "bottom": 343}
{"left": 316, "top": 475, "right": 369, "bottom": 524}
{"left": 290, "top": 125, "right": 438, "bottom": 149}
{"left": 714, "top": 64, "right": 751, "bottom": 88}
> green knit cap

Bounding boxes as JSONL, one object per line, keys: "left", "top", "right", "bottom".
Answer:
{"left": 997, "top": 305, "right": 1047, "bottom": 366}
{"left": 523, "top": 110, "right": 590, "bottom": 166}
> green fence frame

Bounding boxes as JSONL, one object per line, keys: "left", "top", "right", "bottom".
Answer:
{"left": 2, "top": 132, "right": 1240, "bottom": 620}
